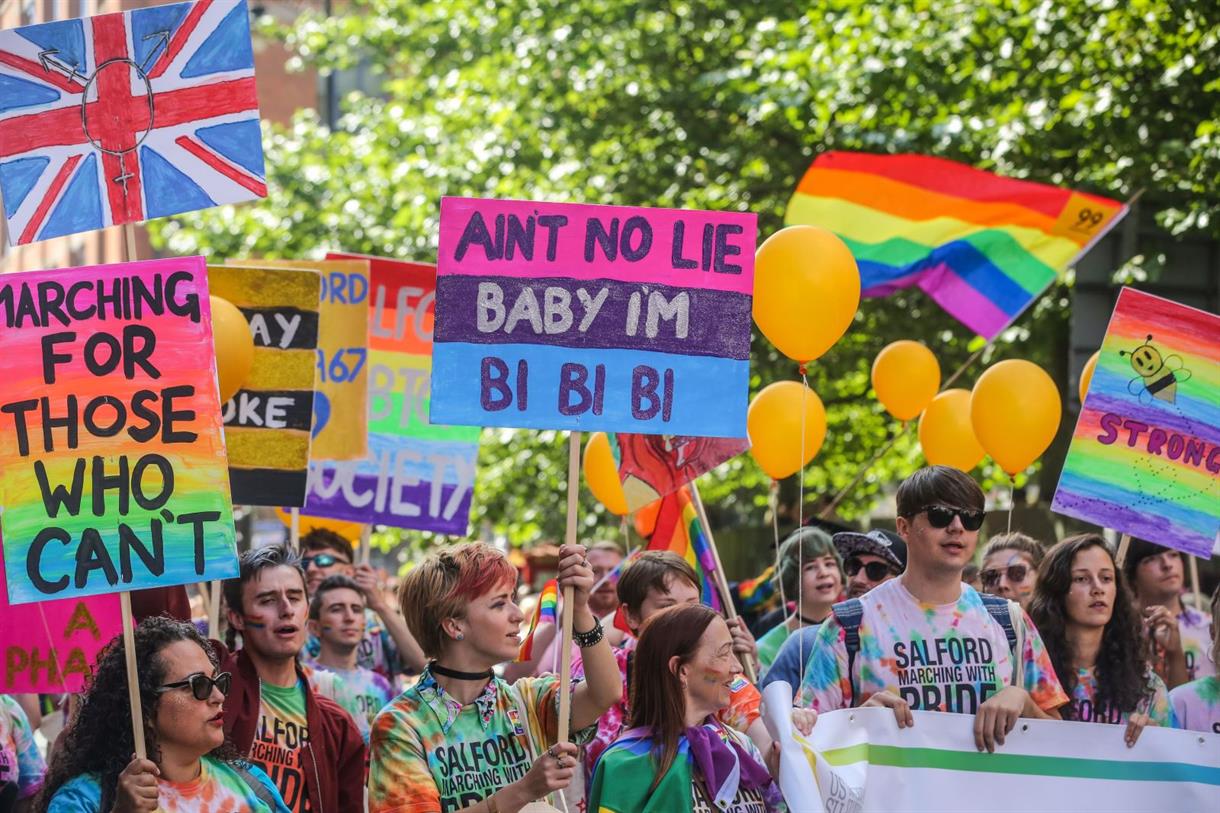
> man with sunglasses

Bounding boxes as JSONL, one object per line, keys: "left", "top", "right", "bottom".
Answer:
{"left": 795, "top": 466, "right": 1068, "bottom": 752}
{"left": 300, "top": 529, "right": 426, "bottom": 682}
{"left": 835, "top": 529, "right": 906, "bottom": 599}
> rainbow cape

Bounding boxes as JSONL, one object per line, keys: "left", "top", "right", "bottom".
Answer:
{"left": 637, "top": 487, "right": 722, "bottom": 611}
{"left": 516, "top": 579, "right": 558, "bottom": 662}
{"left": 786, "top": 151, "right": 1127, "bottom": 339}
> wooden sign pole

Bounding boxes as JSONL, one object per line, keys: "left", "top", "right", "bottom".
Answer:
{"left": 290, "top": 507, "right": 300, "bottom": 548}
{"left": 557, "top": 430, "right": 581, "bottom": 745}
{"left": 118, "top": 591, "right": 147, "bottom": 760}
{"left": 359, "top": 525, "right": 371, "bottom": 566}
{"left": 1188, "top": 555, "right": 1203, "bottom": 612}
{"left": 690, "top": 482, "right": 758, "bottom": 683}
{"left": 1115, "top": 534, "right": 1131, "bottom": 566}
{"left": 208, "top": 581, "right": 221, "bottom": 637}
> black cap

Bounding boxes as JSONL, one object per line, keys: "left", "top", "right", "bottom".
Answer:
{"left": 833, "top": 529, "right": 907, "bottom": 572}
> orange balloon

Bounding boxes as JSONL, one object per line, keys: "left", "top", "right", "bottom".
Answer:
{"left": 583, "top": 432, "right": 628, "bottom": 515}
{"left": 1078, "top": 351, "right": 1100, "bottom": 404}
{"left": 918, "top": 389, "right": 985, "bottom": 471}
{"left": 209, "top": 295, "right": 254, "bottom": 402}
{"left": 970, "top": 360, "right": 1062, "bottom": 476}
{"left": 274, "top": 508, "right": 365, "bottom": 541}
{"left": 872, "top": 340, "right": 941, "bottom": 421}
{"left": 747, "top": 381, "right": 827, "bottom": 479}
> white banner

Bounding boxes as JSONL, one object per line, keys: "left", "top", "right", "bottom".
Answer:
{"left": 762, "top": 682, "right": 1220, "bottom": 813}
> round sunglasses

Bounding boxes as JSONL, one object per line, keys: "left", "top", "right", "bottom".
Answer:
{"left": 916, "top": 505, "right": 985, "bottom": 531}
{"left": 845, "top": 557, "right": 895, "bottom": 582}
{"left": 302, "top": 553, "right": 348, "bottom": 569}
{"left": 980, "top": 564, "right": 1030, "bottom": 589}
{"left": 154, "top": 671, "right": 232, "bottom": 701}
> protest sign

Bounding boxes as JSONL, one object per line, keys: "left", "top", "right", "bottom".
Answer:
{"left": 613, "top": 433, "right": 748, "bottom": 512}
{"left": 0, "top": 548, "right": 121, "bottom": 692}
{"left": 0, "top": 0, "right": 266, "bottom": 246}
{"left": 304, "top": 254, "right": 480, "bottom": 535}
{"left": 208, "top": 265, "right": 320, "bottom": 506}
{"left": 0, "top": 257, "right": 238, "bottom": 604}
{"left": 761, "top": 687, "right": 1220, "bottom": 813}
{"left": 431, "top": 198, "right": 757, "bottom": 436}
{"left": 233, "top": 259, "right": 370, "bottom": 460}
{"left": 1052, "top": 287, "right": 1219, "bottom": 557}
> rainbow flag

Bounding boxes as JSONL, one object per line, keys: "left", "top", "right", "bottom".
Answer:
{"left": 786, "top": 151, "right": 1127, "bottom": 339}
{"left": 640, "top": 487, "right": 722, "bottom": 611}
{"left": 734, "top": 564, "right": 777, "bottom": 613}
{"left": 516, "top": 579, "right": 558, "bottom": 662}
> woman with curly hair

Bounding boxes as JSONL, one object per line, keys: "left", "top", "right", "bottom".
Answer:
{"left": 39, "top": 616, "right": 289, "bottom": 812}
{"left": 1029, "top": 534, "right": 1177, "bottom": 747}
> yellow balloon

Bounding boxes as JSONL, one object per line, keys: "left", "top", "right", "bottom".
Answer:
{"left": 583, "top": 432, "right": 628, "bottom": 515}
{"left": 872, "top": 341, "right": 941, "bottom": 421}
{"left": 919, "top": 389, "right": 985, "bottom": 471}
{"left": 274, "top": 508, "right": 365, "bottom": 541}
{"left": 1078, "top": 350, "right": 1100, "bottom": 404}
{"left": 747, "top": 381, "right": 827, "bottom": 479}
{"left": 970, "top": 360, "right": 1062, "bottom": 476}
{"left": 210, "top": 295, "right": 254, "bottom": 403}
{"left": 753, "top": 226, "right": 860, "bottom": 363}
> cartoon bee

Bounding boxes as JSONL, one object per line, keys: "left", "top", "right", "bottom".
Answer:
{"left": 1120, "top": 334, "right": 1191, "bottom": 405}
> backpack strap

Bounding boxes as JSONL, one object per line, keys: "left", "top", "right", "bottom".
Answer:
{"left": 980, "top": 594, "right": 1022, "bottom": 685}
{"left": 829, "top": 599, "right": 865, "bottom": 708}
{"left": 231, "top": 761, "right": 279, "bottom": 811}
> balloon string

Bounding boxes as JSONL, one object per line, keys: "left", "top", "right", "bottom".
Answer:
{"left": 769, "top": 480, "right": 788, "bottom": 614}
{"left": 1007, "top": 476, "right": 1015, "bottom": 533}
{"left": 798, "top": 368, "right": 809, "bottom": 688}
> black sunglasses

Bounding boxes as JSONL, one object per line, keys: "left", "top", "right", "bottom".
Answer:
{"left": 155, "top": 671, "right": 231, "bottom": 701}
{"left": 917, "top": 505, "right": 985, "bottom": 531}
{"left": 845, "top": 557, "right": 894, "bottom": 582}
{"left": 980, "top": 564, "right": 1029, "bottom": 589}
{"left": 302, "top": 553, "right": 346, "bottom": 569}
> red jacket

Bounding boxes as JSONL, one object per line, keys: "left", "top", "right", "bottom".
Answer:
{"left": 212, "top": 640, "right": 365, "bottom": 813}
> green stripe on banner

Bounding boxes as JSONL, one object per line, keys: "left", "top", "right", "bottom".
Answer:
{"left": 368, "top": 393, "right": 484, "bottom": 441}
{"left": 820, "top": 744, "right": 1220, "bottom": 786}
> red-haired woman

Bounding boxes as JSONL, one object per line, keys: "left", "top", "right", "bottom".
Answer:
{"left": 589, "top": 604, "right": 814, "bottom": 812}
{"left": 368, "top": 542, "right": 620, "bottom": 813}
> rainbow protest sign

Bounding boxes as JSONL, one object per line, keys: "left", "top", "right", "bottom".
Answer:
{"left": 787, "top": 152, "right": 1126, "bottom": 339}
{"left": 1052, "top": 288, "right": 1219, "bottom": 557}
{"left": 303, "top": 254, "right": 480, "bottom": 535}
{"left": 0, "top": 257, "right": 238, "bottom": 604}
{"left": 431, "top": 198, "right": 757, "bottom": 436}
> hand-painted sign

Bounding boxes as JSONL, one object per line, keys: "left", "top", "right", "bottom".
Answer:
{"left": 0, "top": 257, "right": 238, "bottom": 604}
{"left": 233, "top": 259, "right": 370, "bottom": 461}
{"left": 304, "top": 253, "right": 480, "bottom": 534}
{"left": 613, "top": 433, "right": 748, "bottom": 512}
{"left": 0, "top": 0, "right": 266, "bottom": 246}
{"left": 208, "top": 265, "right": 320, "bottom": 506}
{"left": 431, "top": 198, "right": 757, "bottom": 436}
{"left": 1052, "top": 288, "right": 1219, "bottom": 557}
{"left": 0, "top": 547, "right": 122, "bottom": 692}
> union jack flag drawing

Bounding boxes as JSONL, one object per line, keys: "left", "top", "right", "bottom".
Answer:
{"left": 0, "top": 0, "right": 266, "bottom": 246}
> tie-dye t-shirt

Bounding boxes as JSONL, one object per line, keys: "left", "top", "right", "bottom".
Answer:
{"left": 368, "top": 666, "right": 592, "bottom": 813}
{"left": 1169, "top": 676, "right": 1220, "bottom": 734}
{"left": 47, "top": 757, "right": 289, "bottom": 812}
{"left": 796, "top": 579, "right": 1067, "bottom": 714}
{"left": 1066, "top": 667, "right": 1176, "bottom": 727}
{"left": 249, "top": 679, "right": 313, "bottom": 813}
{"left": 579, "top": 639, "right": 762, "bottom": 775}
{"left": 305, "top": 608, "right": 402, "bottom": 681}
{"left": 1178, "top": 606, "right": 1215, "bottom": 681}
{"left": 307, "top": 662, "right": 395, "bottom": 743}
{"left": 0, "top": 695, "right": 44, "bottom": 801}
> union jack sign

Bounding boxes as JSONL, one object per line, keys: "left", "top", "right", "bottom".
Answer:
{"left": 0, "top": 0, "right": 266, "bottom": 246}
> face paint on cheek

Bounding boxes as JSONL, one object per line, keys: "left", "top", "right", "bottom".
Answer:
{"left": 244, "top": 620, "right": 267, "bottom": 629}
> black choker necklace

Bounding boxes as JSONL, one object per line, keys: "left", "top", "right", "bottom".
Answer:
{"left": 431, "top": 662, "right": 493, "bottom": 681}
{"left": 797, "top": 612, "right": 827, "bottom": 627}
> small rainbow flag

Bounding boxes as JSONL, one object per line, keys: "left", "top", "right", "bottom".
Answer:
{"left": 734, "top": 564, "right": 777, "bottom": 613}
{"left": 786, "top": 151, "right": 1127, "bottom": 339}
{"left": 638, "top": 487, "right": 722, "bottom": 611}
{"left": 516, "top": 579, "right": 558, "bottom": 662}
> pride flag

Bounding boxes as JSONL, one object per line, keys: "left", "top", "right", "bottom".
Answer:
{"left": 786, "top": 151, "right": 1127, "bottom": 339}
{"left": 735, "top": 564, "right": 777, "bottom": 614}
{"left": 636, "top": 487, "right": 722, "bottom": 611}
{"left": 516, "top": 579, "right": 558, "bottom": 662}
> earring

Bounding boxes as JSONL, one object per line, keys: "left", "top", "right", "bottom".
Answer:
{"left": 455, "top": 632, "right": 465, "bottom": 641}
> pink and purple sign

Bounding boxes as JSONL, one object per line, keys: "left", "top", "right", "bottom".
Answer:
{"left": 431, "top": 198, "right": 757, "bottom": 436}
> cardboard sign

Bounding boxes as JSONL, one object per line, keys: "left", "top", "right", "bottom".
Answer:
{"left": 233, "top": 259, "right": 370, "bottom": 461}
{"left": 208, "top": 265, "right": 320, "bottom": 506}
{"left": 0, "top": 548, "right": 121, "bottom": 692}
{"left": 0, "top": 257, "right": 239, "bottom": 604}
{"left": 1052, "top": 288, "right": 1220, "bottom": 557}
{"left": 431, "top": 198, "right": 757, "bottom": 436}
{"left": 613, "top": 433, "right": 748, "bottom": 512}
{"left": 0, "top": 0, "right": 266, "bottom": 246}
{"left": 304, "top": 254, "right": 480, "bottom": 534}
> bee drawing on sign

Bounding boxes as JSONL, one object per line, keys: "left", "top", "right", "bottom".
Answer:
{"left": 1120, "top": 334, "right": 1192, "bottom": 405}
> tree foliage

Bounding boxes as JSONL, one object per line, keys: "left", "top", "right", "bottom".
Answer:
{"left": 152, "top": 0, "right": 1218, "bottom": 550}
